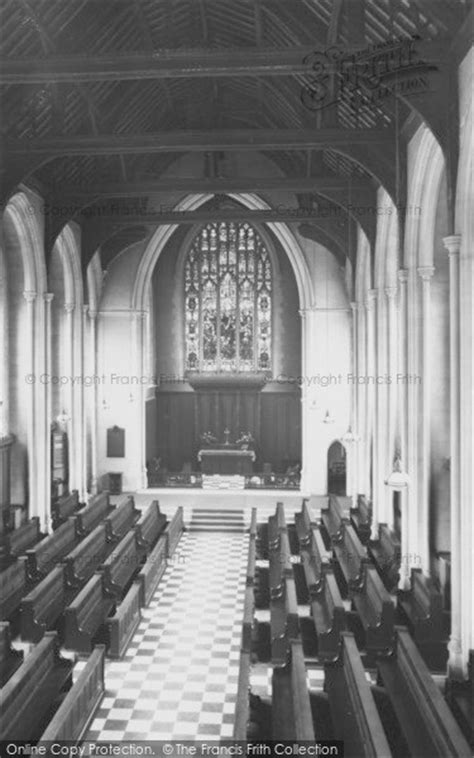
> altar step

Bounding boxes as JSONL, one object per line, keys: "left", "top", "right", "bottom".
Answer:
{"left": 202, "top": 474, "right": 246, "bottom": 490}
{"left": 188, "top": 508, "right": 246, "bottom": 533}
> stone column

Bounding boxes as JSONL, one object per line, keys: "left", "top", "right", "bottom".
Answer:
{"left": 64, "top": 302, "right": 76, "bottom": 491}
{"left": 458, "top": 233, "right": 474, "bottom": 680}
{"left": 23, "top": 290, "right": 37, "bottom": 523}
{"left": 365, "top": 289, "right": 377, "bottom": 534}
{"left": 417, "top": 265, "right": 435, "bottom": 574}
{"left": 348, "top": 302, "right": 359, "bottom": 506}
{"left": 385, "top": 285, "right": 398, "bottom": 527}
{"left": 374, "top": 287, "right": 389, "bottom": 525}
{"left": 299, "top": 306, "right": 323, "bottom": 494}
{"left": 88, "top": 308, "right": 98, "bottom": 495}
{"left": 443, "top": 235, "right": 463, "bottom": 677}
{"left": 397, "top": 269, "right": 410, "bottom": 588}
{"left": 356, "top": 299, "right": 367, "bottom": 497}
{"left": 43, "top": 294, "right": 54, "bottom": 532}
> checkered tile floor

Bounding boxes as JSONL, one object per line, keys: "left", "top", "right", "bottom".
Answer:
{"left": 83, "top": 531, "right": 249, "bottom": 741}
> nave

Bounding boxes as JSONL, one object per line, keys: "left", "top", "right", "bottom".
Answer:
{"left": 1, "top": 493, "right": 472, "bottom": 756}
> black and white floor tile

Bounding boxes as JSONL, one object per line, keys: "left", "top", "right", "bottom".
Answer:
{"left": 83, "top": 531, "right": 249, "bottom": 741}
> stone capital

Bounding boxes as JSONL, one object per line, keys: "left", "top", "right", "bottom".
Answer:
{"left": 44, "top": 292, "right": 54, "bottom": 304}
{"left": 397, "top": 268, "right": 408, "bottom": 284}
{"left": 443, "top": 234, "right": 461, "bottom": 256}
{"left": 64, "top": 302, "right": 75, "bottom": 313}
{"left": 417, "top": 265, "right": 435, "bottom": 281}
{"left": 365, "top": 289, "right": 377, "bottom": 311}
{"left": 385, "top": 286, "right": 398, "bottom": 301}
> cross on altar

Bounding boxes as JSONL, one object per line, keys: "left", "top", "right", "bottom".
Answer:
{"left": 223, "top": 428, "right": 231, "bottom": 445}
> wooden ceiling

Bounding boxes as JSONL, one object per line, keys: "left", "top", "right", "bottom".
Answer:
{"left": 0, "top": 0, "right": 471, "bottom": 267}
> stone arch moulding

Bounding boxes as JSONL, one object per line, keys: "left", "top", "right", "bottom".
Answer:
{"left": 404, "top": 127, "right": 445, "bottom": 270}
{"left": 4, "top": 189, "right": 47, "bottom": 294}
{"left": 133, "top": 192, "right": 315, "bottom": 314}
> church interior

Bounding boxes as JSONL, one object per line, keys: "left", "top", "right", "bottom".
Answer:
{"left": 0, "top": 0, "right": 473, "bottom": 753}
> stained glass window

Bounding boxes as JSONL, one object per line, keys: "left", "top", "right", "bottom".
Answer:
{"left": 184, "top": 221, "right": 272, "bottom": 373}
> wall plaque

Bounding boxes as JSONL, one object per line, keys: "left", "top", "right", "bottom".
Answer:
{"left": 107, "top": 426, "right": 125, "bottom": 458}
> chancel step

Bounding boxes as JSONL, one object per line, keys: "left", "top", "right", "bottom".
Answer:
{"left": 188, "top": 508, "right": 246, "bottom": 532}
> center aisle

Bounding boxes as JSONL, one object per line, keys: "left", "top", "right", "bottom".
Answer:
{"left": 85, "top": 531, "right": 249, "bottom": 741}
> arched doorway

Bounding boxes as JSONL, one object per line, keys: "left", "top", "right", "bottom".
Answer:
{"left": 327, "top": 441, "right": 346, "bottom": 495}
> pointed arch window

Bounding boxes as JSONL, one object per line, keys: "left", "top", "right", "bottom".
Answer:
{"left": 184, "top": 221, "right": 272, "bottom": 373}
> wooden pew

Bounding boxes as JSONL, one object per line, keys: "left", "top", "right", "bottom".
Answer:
{"left": 300, "top": 526, "right": 332, "bottom": 596}
{"left": 370, "top": 523, "right": 401, "bottom": 590}
{"left": 98, "top": 530, "right": 141, "bottom": 598}
{"left": 310, "top": 570, "right": 347, "bottom": 661}
{"left": 26, "top": 516, "right": 80, "bottom": 581}
{"left": 352, "top": 565, "right": 395, "bottom": 653}
{"left": 325, "top": 631, "right": 392, "bottom": 758}
{"left": 399, "top": 568, "right": 446, "bottom": 643}
{"left": 233, "top": 650, "right": 251, "bottom": 739}
{"left": 107, "top": 581, "right": 142, "bottom": 658}
{"left": 333, "top": 522, "right": 369, "bottom": 592}
{"left": 269, "top": 527, "right": 292, "bottom": 598}
{"left": 164, "top": 506, "right": 184, "bottom": 558}
{"left": 105, "top": 495, "right": 140, "bottom": 542}
{"left": 52, "top": 490, "right": 80, "bottom": 529}
{"left": 246, "top": 531, "right": 257, "bottom": 587}
{"left": 294, "top": 499, "right": 315, "bottom": 547}
{"left": 136, "top": 534, "right": 167, "bottom": 607}
{"left": 271, "top": 574, "right": 299, "bottom": 665}
{"left": 351, "top": 494, "right": 372, "bottom": 545}
{"left": 39, "top": 645, "right": 105, "bottom": 741}
{"left": 242, "top": 584, "right": 255, "bottom": 654}
{"left": 63, "top": 572, "right": 115, "bottom": 654}
{"left": 4, "top": 517, "right": 42, "bottom": 559}
{"left": 20, "top": 564, "right": 68, "bottom": 643}
{"left": 0, "top": 631, "right": 73, "bottom": 741}
{"left": 268, "top": 501, "right": 286, "bottom": 550}
{"left": 62, "top": 523, "right": 110, "bottom": 588}
{"left": 0, "top": 621, "right": 23, "bottom": 686}
{"left": 322, "top": 494, "right": 351, "bottom": 542}
{"left": 0, "top": 557, "right": 28, "bottom": 620}
{"left": 272, "top": 639, "right": 315, "bottom": 739}
{"left": 377, "top": 626, "right": 471, "bottom": 757}
{"left": 76, "top": 492, "right": 110, "bottom": 536}
{"left": 249, "top": 506, "right": 257, "bottom": 539}
{"left": 134, "top": 499, "right": 166, "bottom": 553}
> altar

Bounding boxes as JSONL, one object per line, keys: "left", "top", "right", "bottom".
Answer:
{"left": 197, "top": 448, "right": 256, "bottom": 476}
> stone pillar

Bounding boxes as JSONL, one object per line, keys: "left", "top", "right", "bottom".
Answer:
{"left": 299, "top": 307, "right": 323, "bottom": 495}
{"left": 64, "top": 302, "right": 76, "bottom": 491}
{"left": 443, "top": 235, "right": 463, "bottom": 678}
{"left": 385, "top": 285, "right": 398, "bottom": 527}
{"left": 417, "top": 265, "right": 435, "bottom": 574}
{"left": 347, "top": 302, "right": 359, "bottom": 506}
{"left": 88, "top": 308, "right": 98, "bottom": 495}
{"left": 356, "top": 299, "right": 367, "bottom": 497}
{"left": 23, "top": 291, "right": 37, "bottom": 523}
{"left": 43, "top": 294, "right": 54, "bottom": 532}
{"left": 365, "top": 290, "right": 377, "bottom": 534}
{"left": 458, "top": 233, "right": 474, "bottom": 680}
{"left": 397, "top": 269, "right": 410, "bottom": 588}
{"left": 374, "top": 287, "right": 389, "bottom": 525}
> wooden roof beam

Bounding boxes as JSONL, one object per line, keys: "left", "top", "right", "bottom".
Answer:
{"left": 0, "top": 43, "right": 444, "bottom": 83}
{"left": 6, "top": 128, "right": 394, "bottom": 156}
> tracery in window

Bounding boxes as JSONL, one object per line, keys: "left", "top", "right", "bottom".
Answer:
{"left": 184, "top": 221, "right": 272, "bottom": 373}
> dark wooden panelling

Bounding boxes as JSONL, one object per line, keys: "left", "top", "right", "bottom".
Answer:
{"left": 153, "top": 387, "right": 301, "bottom": 472}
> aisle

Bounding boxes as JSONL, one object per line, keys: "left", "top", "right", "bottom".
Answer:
{"left": 84, "top": 531, "right": 249, "bottom": 741}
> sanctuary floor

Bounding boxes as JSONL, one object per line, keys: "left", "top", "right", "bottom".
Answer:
{"left": 80, "top": 530, "right": 249, "bottom": 741}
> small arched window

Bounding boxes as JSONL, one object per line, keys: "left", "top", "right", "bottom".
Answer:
{"left": 184, "top": 221, "right": 272, "bottom": 373}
